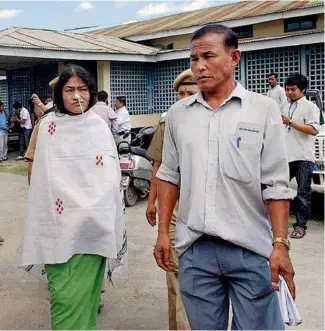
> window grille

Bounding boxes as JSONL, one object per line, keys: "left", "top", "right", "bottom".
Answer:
{"left": 153, "top": 59, "right": 190, "bottom": 113}
{"left": 110, "top": 62, "right": 150, "bottom": 115}
{"left": 307, "top": 43, "right": 324, "bottom": 102}
{"left": 246, "top": 47, "right": 301, "bottom": 95}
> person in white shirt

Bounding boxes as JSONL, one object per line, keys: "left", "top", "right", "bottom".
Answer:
{"left": 12, "top": 101, "right": 33, "bottom": 160}
{"left": 282, "top": 73, "right": 320, "bottom": 239}
{"left": 115, "top": 96, "right": 131, "bottom": 145}
{"left": 267, "top": 72, "right": 288, "bottom": 111}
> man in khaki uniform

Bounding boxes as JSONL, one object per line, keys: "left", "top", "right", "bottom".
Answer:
{"left": 146, "top": 69, "right": 198, "bottom": 330}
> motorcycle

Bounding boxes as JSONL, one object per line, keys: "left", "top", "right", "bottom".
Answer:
{"left": 118, "top": 126, "right": 156, "bottom": 207}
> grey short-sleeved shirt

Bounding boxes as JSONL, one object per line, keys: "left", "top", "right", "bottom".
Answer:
{"left": 157, "top": 83, "right": 295, "bottom": 258}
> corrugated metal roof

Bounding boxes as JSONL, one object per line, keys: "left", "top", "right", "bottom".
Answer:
{"left": 90, "top": 0, "right": 324, "bottom": 38}
{"left": 0, "top": 27, "right": 158, "bottom": 55}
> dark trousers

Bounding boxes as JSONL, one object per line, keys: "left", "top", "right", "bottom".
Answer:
{"left": 289, "top": 160, "right": 314, "bottom": 230}
{"left": 179, "top": 235, "right": 284, "bottom": 330}
{"left": 19, "top": 128, "right": 33, "bottom": 156}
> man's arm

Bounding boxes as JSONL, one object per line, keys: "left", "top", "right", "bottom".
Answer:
{"left": 28, "top": 161, "right": 33, "bottom": 185}
{"left": 282, "top": 113, "right": 318, "bottom": 136}
{"left": 154, "top": 112, "right": 180, "bottom": 272}
{"left": 16, "top": 118, "right": 26, "bottom": 125}
{"left": 266, "top": 200, "right": 295, "bottom": 299}
{"left": 261, "top": 100, "right": 296, "bottom": 299}
{"left": 25, "top": 120, "right": 41, "bottom": 185}
{"left": 279, "top": 87, "right": 288, "bottom": 111}
{"left": 145, "top": 120, "right": 165, "bottom": 226}
{"left": 110, "top": 118, "right": 119, "bottom": 137}
{"left": 146, "top": 161, "right": 160, "bottom": 226}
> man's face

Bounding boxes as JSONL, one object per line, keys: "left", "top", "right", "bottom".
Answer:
{"left": 44, "top": 97, "right": 53, "bottom": 105}
{"left": 268, "top": 75, "right": 277, "bottom": 88}
{"left": 0, "top": 105, "right": 4, "bottom": 112}
{"left": 177, "top": 85, "right": 199, "bottom": 100}
{"left": 190, "top": 32, "right": 240, "bottom": 93}
{"left": 285, "top": 85, "right": 305, "bottom": 102}
{"left": 115, "top": 99, "right": 122, "bottom": 109}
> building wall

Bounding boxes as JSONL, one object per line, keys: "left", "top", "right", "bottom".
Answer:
{"left": 150, "top": 34, "right": 192, "bottom": 50}
{"left": 317, "top": 14, "right": 324, "bottom": 30}
{"left": 253, "top": 19, "right": 284, "bottom": 38}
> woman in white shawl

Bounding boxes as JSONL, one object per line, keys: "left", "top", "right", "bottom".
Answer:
{"left": 19, "top": 64, "right": 126, "bottom": 330}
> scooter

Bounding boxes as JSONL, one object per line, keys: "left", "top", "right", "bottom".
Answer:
{"left": 118, "top": 126, "right": 156, "bottom": 207}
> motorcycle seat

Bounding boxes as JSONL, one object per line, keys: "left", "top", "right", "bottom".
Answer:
{"left": 130, "top": 146, "right": 152, "bottom": 162}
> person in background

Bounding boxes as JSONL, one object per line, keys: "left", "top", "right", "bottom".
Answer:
{"left": 92, "top": 91, "right": 118, "bottom": 137}
{"left": 282, "top": 73, "right": 320, "bottom": 239}
{"left": 28, "top": 88, "right": 38, "bottom": 125}
{"left": 12, "top": 101, "right": 33, "bottom": 161}
{"left": 19, "top": 64, "right": 126, "bottom": 330}
{"left": 0, "top": 101, "right": 8, "bottom": 163}
{"left": 0, "top": 102, "right": 6, "bottom": 242}
{"left": 44, "top": 96, "right": 53, "bottom": 107}
{"left": 267, "top": 72, "right": 287, "bottom": 111}
{"left": 154, "top": 24, "right": 295, "bottom": 330}
{"left": 146, "top": 69, "right": 198, "bottom": 330}
{"left": 31, "top": 76, "right": 58, "bottom": 120}
{"left": 115, "top": 96, "right": 131, "bottom": 145}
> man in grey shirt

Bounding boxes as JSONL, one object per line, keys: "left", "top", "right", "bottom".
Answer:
{"left": 91, "top": 91, "right": 118, "bottom": 137}
{"left": 154, "top": 24, "right": 296, "bottom": 330}
{"left": 267, "top": 72, "right": 288, "bottom": 111}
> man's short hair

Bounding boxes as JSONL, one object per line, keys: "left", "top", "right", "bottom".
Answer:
{"left": 0, "top": 101, "right": 4, "bottom": 107}
{"left": 116, "top": 96, "right": 126, "bottom": 107}
{"left": 191, "top": 24, "right": 238, "bottom": 50}
{"left": 285, "top": 73, "right": 308, "bottom": 91}
{"left": 269, "top": 72, "right": 278, "bottom": 79}
{"left": 13, "top": 101, "right": 22, "bottom": 109}
{"left": 97, "top": 91, "right": 108, "bottom": 103}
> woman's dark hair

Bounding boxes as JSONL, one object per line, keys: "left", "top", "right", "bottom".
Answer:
{"left": 285, "top": 73, "right": 308, "bottom": 92}
{"left": 191, "top": 24, "right": 238, "bottom": 50}
{"left": 54, "top": 64, "right": 97, "bottom": 114}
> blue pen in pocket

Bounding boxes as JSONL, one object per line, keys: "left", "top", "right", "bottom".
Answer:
{"left": 237, "top": 137, "right": 241, "bottom": 148}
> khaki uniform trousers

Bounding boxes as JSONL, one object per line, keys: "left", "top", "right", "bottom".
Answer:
{"left": 167, "top": 223, "right": 191, "bottom": 330}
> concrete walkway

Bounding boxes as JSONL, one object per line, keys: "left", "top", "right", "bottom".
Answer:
{"left": 0, "top": 172, "right": 323, "bottom": 330}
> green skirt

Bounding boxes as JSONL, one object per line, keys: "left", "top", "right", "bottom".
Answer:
{"left": 46, "top": 254, "right": 106, "bottom": 330}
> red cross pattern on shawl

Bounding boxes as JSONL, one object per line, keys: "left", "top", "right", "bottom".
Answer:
{"left": 48, "top": 122, "right": 56, "bottom": 136}
{"left": 96, "top": 154, "right": 104, "bottom": 168}
{"left": 55, "top": 198, "right": 64, "bottom": 215}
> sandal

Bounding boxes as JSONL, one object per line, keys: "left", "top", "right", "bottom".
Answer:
{"left": 290, "top": 228, "right": 306, "bottom": 239}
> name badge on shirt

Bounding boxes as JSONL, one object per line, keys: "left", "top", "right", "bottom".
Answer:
{"left": 235, "top": 122, "right": 262, "bottom": 148}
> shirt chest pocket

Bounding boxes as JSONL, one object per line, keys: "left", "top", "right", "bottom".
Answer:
{"left": 220, "top": 122, "right": 262, "bottom": 183}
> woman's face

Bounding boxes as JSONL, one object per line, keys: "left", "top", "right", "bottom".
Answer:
{"left": 62, "top": 76, "right": 90, "bottom": 114}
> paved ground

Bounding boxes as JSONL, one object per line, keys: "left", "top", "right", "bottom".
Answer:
{"left": 0, "top": 172, "right": 323, "bottom": 330}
